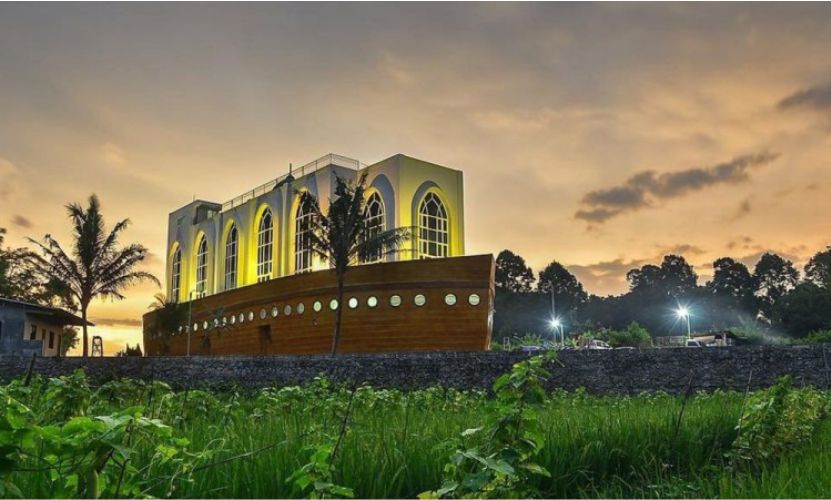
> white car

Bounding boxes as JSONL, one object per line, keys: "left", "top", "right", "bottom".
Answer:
{"left": 585, "top": 339, "right": 612, "bottom": 350}
{"left": 686, "top": 339, "right": 706, "bottom": 348}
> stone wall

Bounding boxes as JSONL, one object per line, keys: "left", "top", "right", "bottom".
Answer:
{"left": 1, "top": 345, "right": 830, "bottom": 394}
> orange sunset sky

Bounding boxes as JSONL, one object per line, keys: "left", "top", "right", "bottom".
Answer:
{"left": 1, "top": 3, "right": 830, "bottom": 354}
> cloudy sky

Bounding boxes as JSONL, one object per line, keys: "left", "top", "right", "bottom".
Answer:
{"left": 2, "top": 3, "right": 830, "bottom": 353}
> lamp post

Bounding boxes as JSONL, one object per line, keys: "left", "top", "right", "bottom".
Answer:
{"left": 677, "top": 306, "right": 691, "bottom": 340}
{"left": 550, "top": 317, "right": 563, "bottom": 347}
{"left": 186, "top": 290, "right": 195, "bottom": 356}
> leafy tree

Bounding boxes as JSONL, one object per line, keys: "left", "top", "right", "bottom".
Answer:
{"left": 536, "top": 260, "right": 588, "bottom": 315}
{"left": 773, "top": 282, "right": 831, "bottom": 337}
{"left": 28, "top": 195, "right": 159, "bottom": 356}
{"left": 804, "top": 247, "right": 831, "bottom": 288}
{"left": 660, "top": 254, "right": 699, "bottom": 298}
{"left": 627, "top": 255, "right": 697, "bottom": 299}
{"left": 495, "top": 250, "right": 535, "bottom": 293}
{"left": 59, "top": 326, "right": 80, "bottom": 357}
{"left": 708, "top": 257, "right": 756, "bottom": 313}
{"left": 298, "top": 174, "right": 410, "bottom": 356}
{"left": 753, "top": 253, "right": 799, "bottom": 321}
{"left": 0, "top": 228, "right": 74, "bottom": 308}
{"left": 115, "top": 343, "right": 143, "bottom": 357}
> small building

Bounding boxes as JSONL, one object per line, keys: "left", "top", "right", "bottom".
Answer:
{"left": 0, "top": 298, "right": 92, "bottom": 357}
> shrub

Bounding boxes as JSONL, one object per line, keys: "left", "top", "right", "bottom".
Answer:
{"left": 803, "top": 329, "right": 831, "bottom": 344}
{"left": 607, "top": 322, "right": 653, "bottom": 348}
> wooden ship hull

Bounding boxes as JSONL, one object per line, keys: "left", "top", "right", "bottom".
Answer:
{"left": 142, "top": 254, "right": 494, "bottom": 356}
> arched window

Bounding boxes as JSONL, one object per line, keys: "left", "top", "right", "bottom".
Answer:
{"left": 257, "top": 209, "right": 273, "bottom": 282}
{"left": 418, "top": 192, "right": 449, "bottom": 258}
{"left": 295, "top": 202, "right": 314, "bottom": 273}
{"left": 195, "top": 236, "right": 208, "bottom": 297}
{"left": 361, "top": 192, "right": 386, "bottom": 263}
{"left": 224, "top": 225, "right": 238, "bottom": 290}
{"left": 170, "top": 247, "right": 182, "bottom": 302}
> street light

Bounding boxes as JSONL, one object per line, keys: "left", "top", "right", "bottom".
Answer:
{"left": 676, "top": 306, "right": 691, "bottom": 340}
{"left": 549, "top": 317, "right": 564, "bottom": 346}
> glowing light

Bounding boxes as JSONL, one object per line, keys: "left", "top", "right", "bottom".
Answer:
{"left": 676, "top": 306, "right": 690, "bottom": 318}
{"left": 550, "top": 318, "right": 562, "bottom": 329}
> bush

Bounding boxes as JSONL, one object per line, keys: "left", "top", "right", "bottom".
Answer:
{"left": 607, "top": 322, "right": 653, "bottom": 348}
{"left": 803, "top": 330, "right": 831, "bottom": 344}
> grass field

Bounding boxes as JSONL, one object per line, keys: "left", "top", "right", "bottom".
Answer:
{"left": 2, "top": 356, "right": 829, "bottom": 499}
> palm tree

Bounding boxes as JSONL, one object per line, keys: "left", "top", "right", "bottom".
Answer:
{"left": 298, "top": 173, "right": 410, "bottom": 355}
{"left": 29, "top": 195, "right": 159, "bottom": 356}
{"left": 148, "top": 293, "right": 187, "bottom": 355}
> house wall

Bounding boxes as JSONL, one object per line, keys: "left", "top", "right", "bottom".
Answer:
{"left": 0, "top": 306, "right": 47, "bottom": 356}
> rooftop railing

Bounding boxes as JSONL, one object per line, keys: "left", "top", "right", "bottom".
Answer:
{"left": 220, "top": 153, "right": 364, "bottom": 212}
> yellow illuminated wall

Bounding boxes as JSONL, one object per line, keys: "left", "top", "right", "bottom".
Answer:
{"left": 164, "top": 154, "right": 465, "bottom": 301}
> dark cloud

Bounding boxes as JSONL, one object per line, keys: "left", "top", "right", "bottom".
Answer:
{"left": 729, "top": 197, "right": 752, "bottom": 221}
{"left": 91, "top": 317, "right": 142, "bottom": 328}
{"left": 10, "top": 214, "right": 32, "bottom": 229}
{"left": 778, "top": 82, "right": 831, "bottom": 111}
{"left": 575, "top": 152, "right": 779, "bottom": 224}
{"left": 659, "top": 244, "right": 707, "bottom": 256}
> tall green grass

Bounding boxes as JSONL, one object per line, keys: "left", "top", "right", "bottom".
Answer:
{"left": 7, "top": 375, "right": 753, "bottom": 499}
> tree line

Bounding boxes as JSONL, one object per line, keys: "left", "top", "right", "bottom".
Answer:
{"left": 494, "top": 247, "right": 831, "bottom": 342}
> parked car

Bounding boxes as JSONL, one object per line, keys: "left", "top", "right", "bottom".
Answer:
{"left": 520, "top": 345, "right": 545, "bottom": 353}
{"left": 686, "top": 339, "right": 706, "bottom": 348}
{"left": 584, "top": 339, "right": 612, "bottom": 350}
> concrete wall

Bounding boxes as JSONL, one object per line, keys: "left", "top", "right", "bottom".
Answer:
{"left": 0, "top": 307, "right": 45, "bottom": 357}
{"left": 1, "top": 345, "right": 830, "bottom": 394}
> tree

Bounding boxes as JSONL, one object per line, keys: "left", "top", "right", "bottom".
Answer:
{"left": 537, "top": 260, "right": 588, "bottom": 317}
{"left": 627, "top": 255, "right": 697, "bottom": 299}
{"left": 59, "top": 327, "right": 79, "bottom": 357}
{"left": 0, "top": 228, "right": 74, "bottom": 308}
{"left": 29, "top": 195, "right": 159, "bottom": 356}
{"left": 805, "top": 247, "right": 831, "bottom": 288}
{"left": 774, "top": 282, "right": 831, "bottom": 337}
{"left": 298, "top": 174, "right": 410, "bottom": 356}
{"left": 115, "top": 343, "right": 143, "bottom": 357}
{"left": 495, "top": 250, "right": 535, "bottom": 293}
{"left": 753, "top": 252, "right": 799, "bottom": 321}
{"left": 708, "top": 257, "right": 756, "bottom": 313}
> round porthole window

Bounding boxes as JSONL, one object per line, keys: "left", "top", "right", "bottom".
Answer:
{"left": 445, "top": 293, "right": 457, "bottom": 306}
{"left": 259, "top": 308, "right": 267, "bottom": 320}
{"left": 313, "top": 301, "right": 322, "bottom": 312}
{"left": 329, "top": 299, "right": 339, "bottom": 310}
{"left": 213, "top": 318, "right": 220, "bottom": 328}
{"left": 238, "top": 313, "right": 245, "bottom": 323}
{"left": 222, "top": 316, "right": 228, "bottom": 326}
{"left": 193, "top": 323, "right": 199, "bottom": 332}
{"left": 469, "top": 294, "right": 481, "bottom": 306}
{"left": 247, "top": 311, "right": 254, "bottom": 321}
{"left": 284, "top": 304, "right": 292, "bottom": 316}
{"left": 178, "top": 326, "right": 183, "bottom": 334}
{"left": 390, "top": 295, "right": 402, "bottom": 307}
{"left": 414, "top": 294, "right": 426, "bottom": 306}
{"left": 297, "top": 303, "right": 305, "bottom": 314}
{"left": 230, "top": 315, "right": 236, "bottom": 325}
{"left": 271, "top": 306, "right": 279, "bottom": 318}
{"left": 348, "top": 297, "right": 358, "bottom": 309}
{"left": 203, "top": 320, "right": 209, "bottom": 330}
{"left": 367, "top": 296, "right": 378, "bottom": 308}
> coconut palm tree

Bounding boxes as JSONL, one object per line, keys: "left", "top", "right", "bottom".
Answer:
{"left": 298, "top": 173, "right": 410, "bottom": 355}
{"left": 29, "top": 194, "right": 159, "bottom": 356}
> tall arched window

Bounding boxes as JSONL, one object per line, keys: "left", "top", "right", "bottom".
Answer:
{"left": 295, "top": 202, "right": 313, "bottom": 273}
{"left": 170, "top": 247, "right": 182, "bottom": 302}
{"left": 257, "top": 209, "right": 274, "bottom": 282}
{"left": 224, "top": 225, "right": 238, "bottom": 290}
{"left": 418, "top": 192, "right": 449, "bottom": 258}
{"left": 195, "top": 236, "right": 208, "bottom": 297}
{"left": 361, "top": 192, "right": 386, "bottom": 263}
